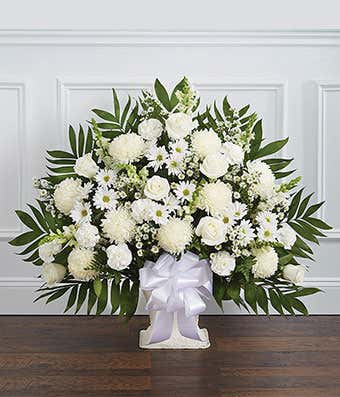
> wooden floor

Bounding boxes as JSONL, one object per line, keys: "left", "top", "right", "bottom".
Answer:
{"left": 0, "top": 316, "right": 339, "bottom": 397}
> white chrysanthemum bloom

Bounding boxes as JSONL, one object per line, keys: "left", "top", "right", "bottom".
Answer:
{"left": 54, "top": 178, "right": 82, "bottom": 215}
{"left": 199, "top": 181, "right": 232, "bottom": 216}
{"left": 131, "top": 198, "right": 153, "bottom": 223}
{"left": 165, "top": 112, "right": 195, "bottom": 140}
{"left": 166, "top": 156, "right": 184, "bottom": 176}
{"left": 252, "top": 246, "right": 278, "bottom": 278}
{"left": 107, "top": 243, "right": 132, "bottom": 271}
{"left": 39, "top": 240, "right": 62, "bottom": 263}
{"left": 221, "top": 142, "right": 244, "bottom": 165}
{"left": 210, "top": 251, "right": 236, "bottom": 276}
{"left": 237, "top": 220, "right": 256, "bottom": 246}
{"left": 232, "top": 202, "right": 248, "bottom": 220}
{"left": 278, "top": 223, "right": 297, "bottom": 249}
{"left": 41, "top": 263, "right": 66, "bottom": 286}
{"left": 146, "top": 146, "right": 168, "bottom": 171}
{"left": 95, "top": 169, "right": 116, "bottom": 187}
{"left": 150, "top": 202, "right": 170, "bottom": 225}
{"left": 144, "top": 175, "right": 170, "bottom": 201}
{"left": 109, "top": 133, "right": 145, "bottom": 163}
{"left": 257, "top": 225, "right": 278, "bottom": 243}
{"left": 247, "top": 160, "right": 276, "bottom": 199}
{"left": 191, "top": 129, "right": 221, "bottom": 158}
{"left": 93, "top": 188, "right": 117, "bottom": 210}
{"left": 68, "top": 248, "right": 98, "bottom": 281}
{"left": 200, "top": 153, "right": 229, "bottom": 179}
{"left": 174, "top": 181, "right": 196, "bottom": 202}
{"left": 196, "top": 216, "right": 227, "bottom": 246}
{"left": 75, "top": 223, "right": 100, "bottom": 248}
{"left": 157, "top": 218, "right": 193, "bottom": 254}
{"left": 283, "top": 264, "right": 306, "bottom": 284}
{"left": 70, "top": 201, "right": 92, "bottom": 224}
{"left": 256, "top": 211, "right": 278, "bottom": 229}
{"left": 102, "top": 208, "right": 135, "bottom": 244}
{"left": 170, "top": 140, "right": 188, "bottom": 159}
{"left": 74, "top": 153, "right": 99, "bottom": 179}
{"left": 138, "top": 118, "right": 163, "bottom": 140}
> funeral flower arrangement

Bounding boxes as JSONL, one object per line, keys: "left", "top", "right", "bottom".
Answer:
{"left": 10, "top": 78, "right": 331, "bottom": 316}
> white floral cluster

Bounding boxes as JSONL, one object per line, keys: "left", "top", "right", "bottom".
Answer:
{"left": 39, "top": 83, "right": 303, "bottom": 287}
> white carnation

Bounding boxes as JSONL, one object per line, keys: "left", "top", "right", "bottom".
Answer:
{"left": 199, "top": 181, "right": 233, "bottom": 216}
{"left": 68, "top": 248, "right": 98, "bottom": 281}
{"left": 157, "top": 218, "right": 193, "bottom": 254}
{"left": 210, "top": 251, "right": 236, "bottom": 276}
{"left": 75, "top": 223, "right": 100, "bottom": 248}
{"left": 196, "top": 216, "right": 226, "bottom": 246}
{"left": 252, "top": 247, "right": 278, "bottom": 278}
{"left": 165, "top": 112, "right": 194, "bottom": 140}
{"left": 102, "top": 208, "right": 135, "bottom": 244}
{"left": 221, "top": 142, "right": 244, "bottom": 165}
{"left": 248, "top": 160, "right": 275, "bottom": 199}
{"left": 138, "top": 118, "right": 163, "bottom": 140}
{"left": 131, "top": 198, "right": 153, "bottom": 223}
{"left": 107, "top": 243, "right": 132, "bottom": 271}
{"left": 278, "top": 223, "right": 297, "bottom": 249}
{"left": 109, "top": 133, "right": 145, "bottom": 163}
{"left": 144, "top": 175, "right": 170, "bottom": 201}
{"left": 200, "top": 153, "right": 229, "bottom": 179}
{"left": 53, "top": 178, "right": 82, "bottom": 215}
{"left": 74, "top": 153, "right": 99, "bottom": 179}
{"left": 39, "top": 240, "right": 62, "bottom": 263}
{"left": 283, "top": 264, "right": 306, "bottom": 284}
{"left": 41, "top": 263, "right": 66, "bottom": 286}
{"left": 191, "top": 129, "right": 221, "bottom": 158}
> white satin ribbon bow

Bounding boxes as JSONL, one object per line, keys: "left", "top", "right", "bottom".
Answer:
{"left": 139, "top": 251, "right": 212, "bottom": 344}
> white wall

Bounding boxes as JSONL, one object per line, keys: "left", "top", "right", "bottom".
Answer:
{"left": 0, "top": 0, "right": 340, "bottom": 314}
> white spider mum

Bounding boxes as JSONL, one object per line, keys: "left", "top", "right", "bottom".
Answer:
{"left": 174, "top": 181, "right": 196, "bottom": 202}
{"left": 93, "top": 188, "right": 117, "bottom": 210}
{"left": 150, "top": 203, "right": 170, "bottom": 225}
{"left": 236, "top": 220, "right": 255, "bottom": 246}
{"left": 70, "top": 201, "right": 92, "bottom": 224}
{"left": 95, "top": 169, "right": 116, "bottom": 188}
{"left": 232, "top": 201, "right": 248, "bottom": 220}
{"left": 146, "top": 146, "right": 169, "bottom": 171}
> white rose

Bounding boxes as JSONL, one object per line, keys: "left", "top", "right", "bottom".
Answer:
{"left": 283, "top": 264, "right": 306, "bottom": 284}
{"left": 53, "top": 178, "right": 82, "bottom": 215}
{"left": 75, "top": 223, "right": 100, "bottom": 249}
{"left": 39, "top": 240, "right": 62, "bottom": 263}
{"left": 195, "top": 216, "right": 226, "bottom": 246}
{"left": 191, "top": 129, "right": 221, "bottom": 158}
{"left": 74, "top": 153, "right": 99, "bottom": 179}
{"left": 210, "top": 251, "right": 236, "bottom": 276}
{"left": 248, "top": 160, "right": 275, "bottom": 199}
{"left": 157, "top": 218, "right": 193, "bottom": 254}
{"left": 138, "top": 118, "right": 163, "bottom": 140}
{"left": 41, "top": 263, "right": 66, "bottom": 286}
{"left": 278, "top": 223, "right": 297, "bottom": 249}
{"left": 107, "top": 243, "right": 132, "bottom": 271}
{"left": 68, "top": 248, "right": 98, "bottom": 281}
{"left": 131, "top": 198, "right": 153, "bottom": 223}
{"left": 252, "top": 247, "right": 278, "bottom": 278}
{"left": 165, "top": 112, "right": 194, "bottom": 140}
{"left": 221, "top": 142, "right": 244, "bottom": 165}
{"left": 200, "top": 153, "right": 229, "bottom": 179}
{"left": 109, "top": 133, "right": 145, "bottom": 163}
{"left": 102, "top": 208, "right": 135, "bottom": 244}
{"left": 144, "top": 176, "right": 170, "bottom": 201}
{"left": 199, "top": 181, "right": 233, "bottom": 216}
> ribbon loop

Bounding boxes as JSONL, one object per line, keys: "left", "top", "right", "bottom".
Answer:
{"left": 139, "top": 251, "right": 212, "bottom": 344}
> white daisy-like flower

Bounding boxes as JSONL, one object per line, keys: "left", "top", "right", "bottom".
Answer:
{"left": 256, "top": 211, "right": 278, "bottom": 229}
{"left": 70, "top": 201, "right": 92, "bottom": 224}
{"left": 93, "top": 188, "right": 117, "bottom": 210}
{"left": 257, "top": 225, "right": 278, "bottom": 243}
{"left": 236, "top": 220, "right": 255, "bottom": 246}
{"left": 174, "top": 181, "right": 196, "bottom": 202}
{"left": 232, "top": 201, "right": 248, "bottom": 220}
{"left": 166, "top": 156, "right": 183, "bottom": 176}
{"left": 219, "top": 208, "right": 236, "bottom": 228}
{"left": 95, "top": 169, "right": 116, "bottom": 188}
{"left": 150, "top": 203, "right": 170, "bottom": 225}
{"left": 80, "top": 182, "right": 94, "bottom": 199}
{"left": 170, "top": 140, "right": 189, "bottom": 159}
{"left": 146, "top": 146, "right": 169, "bottom": 171}
{"left": 163, "top": 194, "right": 180, "bottom": 213}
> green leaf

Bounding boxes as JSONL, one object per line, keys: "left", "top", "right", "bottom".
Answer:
{"left": 75, "top": 283, "right": 88, "bottom": 313}
{"left": 303, "top": 201, "right": 324, "bottom": 218}
{"left": 15, "top": 210, "right": 40, "bottom": 232}
{"left": 9, "top": 231, "right": 42, "bottom": 246}
{"left": 47, "top": 166, "right": 75, "bottom": 174}
{"left": 294, "top": 236, "right": 313, "bottom": 254}
{"left": 250, "top": 120, "right": 263, "bottom": 155}
{"left": 87, "top": 284, "right": 97, "bottom": 315}
{"left": 46, "top": 287, "right": 71, "bottom": 304}
{"left": 279, "top": 254, "right": 293, "bottom": 265}
{"left": 226, "top": 278, "right": 240, "bottom": 301}
{"left": 296, "top": 219, "right": 326, "bottom": 237}
{"left": 254, "top": 138, "right": 289, "bottom": 159}
{"left": 213, "top": 275, "right": 226, "bottom": 310}
{"left": 304, "top": 217, "right": 332, "bottom": 230}
{"left": 297, "top": 193, "right": 313, "bottom": 218}
{"left": 17, "top": 239, "right": 41, "bottom": 256}
{"left": 47, "top": 158, "right": 75, "bottom": 165}
{"left": 126, "top": 282, "right": 139, "bottom": 319}
{"left": 288, "top": 188, "right": 304, "bottom": 220}
{"left": 287, "top": 287, "right": 321, "bottom": 298}
{"left": 274, "top": 170, "right": 296, "bottom": 179}
{"left": 256, "top": 286, "right": 268, "bottom": 315}
{"left": 96, "top": 279, "right": 108, "bottom": 315}
{"left": 119, "top": 279, "right": 130, "bottom": 316}
{"left": 239, "top": 104, "right": 250, "bottom": 117}
{"left": 112, "top": 89, "right": 120, "bottom": 120}
{"left": 121, "top": 96, "right": 131, "bottom": 126}
{"left": 92, "top": 108, "right": 116, "bottom": 122}
{"left": 78, "top": 125, "right": 85, "bottom": 157}
{"left": 269, "top": 289, "right": 284, "bottom": 314}
{"left": 289, "top": 221, "right": 319, "bottom": 244}
{"left": 289, "top": 297, "right": 308, "bottom": 315}
{"left": 154, "top": 79, "right": 171, "bottom": 111}
{"left": 64, "top": 285, "right": 79, "bottom": 313}
{"left": 85, "top": 127, "right": 93, "bottom": 154}
{"left": 170, "top": 77, "right": 187, "bottom": 108}
{"left": 244, "top": 283, "right": 257, "bottom": 313}
{"left": 222, "top": 96, "right": 231, "bottom": 117}
{"left": 69, "top": 126, "right": 77, "bottom": 157}
{"left": 93, "top": 279, "right": 102, "bottom": 298}
{"left": 110, "top": 281, "right": 120, "bottom": 314}
{"left": 47, "top": 150, "right": 75, "bottom": 159}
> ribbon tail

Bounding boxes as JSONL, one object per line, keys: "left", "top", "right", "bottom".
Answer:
{"left": 148, "top": 311, "right": 174, "bottom": 344}
{"left": 177, "top": 309, "right": 202, "bottom": 341}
